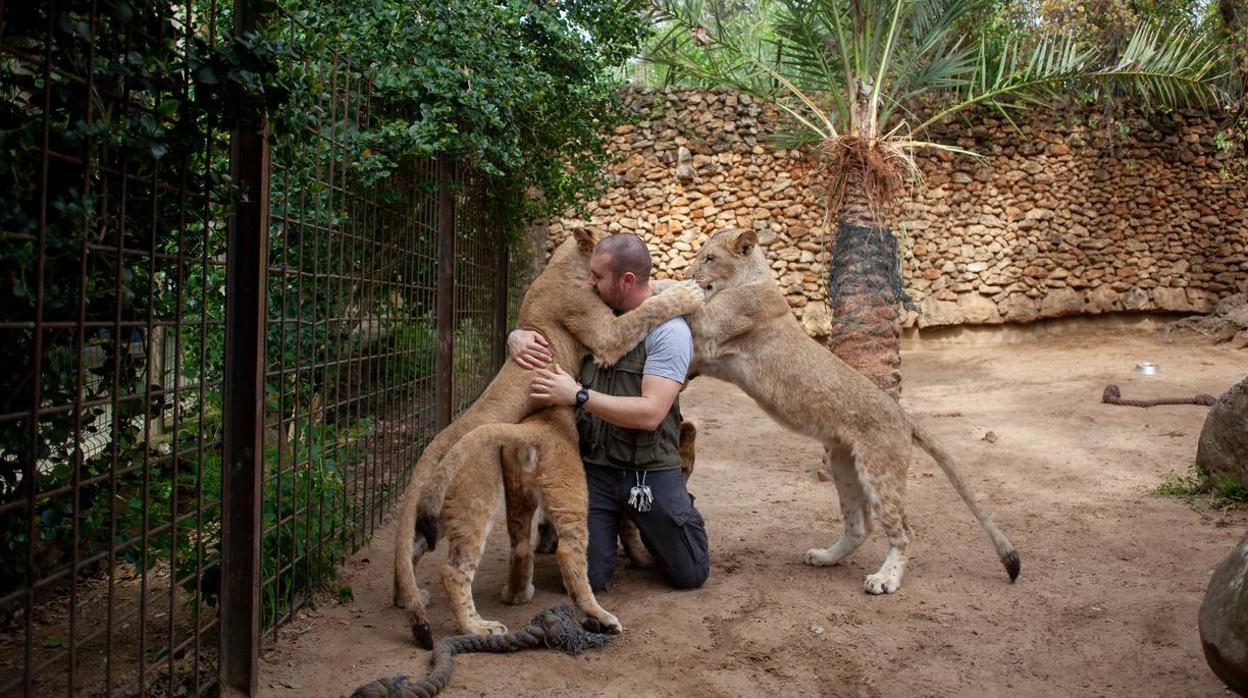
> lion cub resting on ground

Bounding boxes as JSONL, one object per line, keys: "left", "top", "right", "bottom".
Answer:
{"left": 426, "top": 417, "right": 697, "bottom": 637}
{"left": 394, "top": 229, "right": 703, "bottom": 647}
{"left": 662, "top": 228, "right": 1020, "bottom": 594}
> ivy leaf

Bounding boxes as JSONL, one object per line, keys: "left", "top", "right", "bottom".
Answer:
{"left": 43, "top": 635, "right": 71, "bottom": 649}
{"left": 196, "top": 66, "right": 219, "bottom": 85}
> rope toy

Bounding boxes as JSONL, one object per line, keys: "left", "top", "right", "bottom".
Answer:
{"left": 1102, "top": 384, "right": 1217, "bottom": 408}
{"left": 350, "top": 604, "right": 616, "bottom": 698}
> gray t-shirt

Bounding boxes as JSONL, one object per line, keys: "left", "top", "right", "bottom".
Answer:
{"left": 643, "top": 317, "right": 693, "bottom": 384}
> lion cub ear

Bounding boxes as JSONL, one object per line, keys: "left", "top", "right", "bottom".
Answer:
{"left": 573, "top": 229, "right": 601, "bottom": 256}
{"left": 730, "top": 228, "right": 758, "bottom": 256}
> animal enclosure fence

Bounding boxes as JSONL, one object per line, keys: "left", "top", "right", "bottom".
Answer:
{"left": 0, "top": 1, "right": 510, "bottom": 695}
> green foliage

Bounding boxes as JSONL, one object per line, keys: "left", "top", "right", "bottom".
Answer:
{"left": 1156, "top": 462, "right": 1248, "bottom": 509}
{"left": 283, "top": 0, "right": 651, "bottom": 223}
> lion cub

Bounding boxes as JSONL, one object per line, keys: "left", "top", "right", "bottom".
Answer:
{"left": 422, "top": 417, "right": 698, "bottom": 637}
{"left": 677, "top": 228, "right": 1019, "bottom": 594}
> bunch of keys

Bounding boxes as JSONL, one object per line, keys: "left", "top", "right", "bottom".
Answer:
{"left": 628, "top": 471, "right": 652, "bottom": 512}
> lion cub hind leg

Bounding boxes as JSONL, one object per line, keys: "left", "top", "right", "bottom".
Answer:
{"left": 804, "top": 443, "right": 872, "bottom": 568}
{"left": 500, "top": 441, "right": 539, "bottom": 606}
{"left": 854, "top": 448, "right": 912, "bottom": 595}
{"left": 440, "top": 452, "right": 510, "bottom": 636}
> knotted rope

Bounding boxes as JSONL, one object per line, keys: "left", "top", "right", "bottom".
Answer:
{"left": 1102, "top": 384, "right": 1217, "bottom": 408}
{"left": 350, "top": 604, "right": 615, "bottom": 698}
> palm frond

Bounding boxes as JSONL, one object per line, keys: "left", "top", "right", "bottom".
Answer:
{"left": 914, "top": 23, "right": 1224, "bottom": 133}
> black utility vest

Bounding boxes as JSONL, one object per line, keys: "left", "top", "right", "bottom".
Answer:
{"left": 576, "top": 338, "right": 683, "bottom": 471}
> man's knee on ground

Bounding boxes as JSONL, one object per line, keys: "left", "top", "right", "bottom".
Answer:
{"left": 666, "top": 561, "right": 709, "bottom": 590}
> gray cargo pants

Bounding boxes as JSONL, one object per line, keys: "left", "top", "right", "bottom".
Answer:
{"left": 584, "top": 463, "right": 710, "bottom": 592}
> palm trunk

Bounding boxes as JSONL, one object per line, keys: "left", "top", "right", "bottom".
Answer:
{"left": 825, "top": 176, "right": 905, "bottom": 400}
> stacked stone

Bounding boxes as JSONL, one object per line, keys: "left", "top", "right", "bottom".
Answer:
{"left": 545, "top": 86, "right": 1248, "bottom": 336}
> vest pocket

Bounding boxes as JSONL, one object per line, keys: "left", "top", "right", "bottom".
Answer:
{"left": 605, "top": 427, "right": 656, "bottom": 465}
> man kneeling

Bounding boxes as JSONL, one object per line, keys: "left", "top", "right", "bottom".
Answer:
{"left": 513, "top": 233, "right": 709, "bottom": 592}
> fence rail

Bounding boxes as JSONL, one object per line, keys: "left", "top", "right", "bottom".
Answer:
{"left": 0, "top": 2, "right": 510, "bottom": 695}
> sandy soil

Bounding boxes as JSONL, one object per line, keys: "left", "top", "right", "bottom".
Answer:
{"left": 256, "top": 326, "right": 1246, "bottom": 698}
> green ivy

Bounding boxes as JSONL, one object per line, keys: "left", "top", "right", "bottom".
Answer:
{"left": 282, "top": 0, "right": 651, "bottom": 225}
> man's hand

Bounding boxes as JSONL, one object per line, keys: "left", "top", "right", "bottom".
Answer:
{"left": 508, "top": 329, "right": 554, "bottom": 369}
{"left": 530, "top": 363, "right": 579, "bottom": 406}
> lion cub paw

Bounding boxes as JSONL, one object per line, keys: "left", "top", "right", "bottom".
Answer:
{"left": 668, "top": 279, "right": 706, "bottom": 310}
{"left": 803, "top": 547, "right": 845, "bottom": 567}
{"left": 466, "top": 619, "right": 509, "bottom": 636}
{"left": 583, "top": 610, "right": 623, "bottom": 635}
{"left": 863, "top": 571, "right": 901, "bottom": 595}
{"left": 500, "top": 582, "right": 535, "bottom": 606}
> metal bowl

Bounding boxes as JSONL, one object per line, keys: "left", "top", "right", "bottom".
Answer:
{"left": 1136, "top": 361, "right": 1160, "bottom": 375}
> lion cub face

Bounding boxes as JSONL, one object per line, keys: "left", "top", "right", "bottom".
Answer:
{"left": 688, "top": 228, "right": 763, "bottom": 298}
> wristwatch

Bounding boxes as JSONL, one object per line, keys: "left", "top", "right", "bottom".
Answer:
{"left": 574, "top": 386, "right": 590, "bottom": 408}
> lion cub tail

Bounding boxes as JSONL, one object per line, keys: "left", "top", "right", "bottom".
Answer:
{"left": 412, "top": 422, "right": 546, "bottom": 548}
{"left": 911, "top": 424, "right": 1021, "bottom": 583}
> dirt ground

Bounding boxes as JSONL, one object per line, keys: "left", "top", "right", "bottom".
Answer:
{"left": 256, "top": 323, "right": 1246, "bottom": 698}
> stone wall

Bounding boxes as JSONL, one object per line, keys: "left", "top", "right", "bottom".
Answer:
{"left": 544, "top": 86, "right": 1248, "bottom": 335}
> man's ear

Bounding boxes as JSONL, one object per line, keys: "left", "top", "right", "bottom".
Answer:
{"left": 573, "top": 229, "right": 600, "bottom": 256}
{"left": 731, "top": 228, "right": 758, "bottom": 256}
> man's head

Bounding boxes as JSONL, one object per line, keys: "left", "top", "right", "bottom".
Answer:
{"left": 589, "top": 233, "right": 652, "bottom": 311}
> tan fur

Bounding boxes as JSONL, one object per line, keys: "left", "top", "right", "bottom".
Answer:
{"left": 639, "top": 229, "right": 1019, "bottom": 594}
{"left": 425, "top": 417, "right": 699, "bottom": 637}
{"left": 393, "top": 230, "right": 703, "bottom": 646}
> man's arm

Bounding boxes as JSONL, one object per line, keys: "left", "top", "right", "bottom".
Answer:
{"left": 507, "top": 329, "right": 554, "bottom": 369}
{"left": 530, "top": 365, "right": 680, "bottom": 432}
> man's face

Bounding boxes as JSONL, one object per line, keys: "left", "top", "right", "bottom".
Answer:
{"left": 589, "top": 252, "right": 629, "bottom": 310}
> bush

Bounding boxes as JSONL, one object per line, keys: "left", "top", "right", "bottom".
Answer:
{"left": 1156, "top": 462, "right": 1248, "bottom": 509}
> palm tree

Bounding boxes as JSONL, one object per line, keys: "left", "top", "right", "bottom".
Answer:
{"left": 646, "top": 0, "right": 1223, "bottom": 398}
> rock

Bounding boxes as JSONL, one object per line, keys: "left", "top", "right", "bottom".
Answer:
{"left": 1000, "top": 295, "right": 1040, "bottom": 323}
{"left": 1087, "top": 286, "right": 1121, "bottom": 314}
{"left": 917, "top": 296, "right": 959, "bottom": 328}
{"left": 956, "top": 292, "right": 1003, "bottom": 324}
{"left": 1039, "top": 288, "right": 1084, "bottom": 317}
{"left": 1200, "top": 536, "right": 1248, "bottom": 696}
{"left": 1197, "top": 376, "right": 1248, "bottom": 490}
{"left": 1153, "top": 287, "right": 1195, "bottom": 312}
{"left": 800, "top": 303, "right": 832, "bottom": 337}
{"left": 1121, "top": 287, "right": 1153, "bottom": 311}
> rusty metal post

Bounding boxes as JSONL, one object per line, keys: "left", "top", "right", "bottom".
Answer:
{"left": 220, "top": 0, "right": 270, "bottom": 694}
{"left": 435, "top": 157, "right": 455, "bottom": 427}
{"left": 492, "top": 211, "right": 510, "bottom": 372}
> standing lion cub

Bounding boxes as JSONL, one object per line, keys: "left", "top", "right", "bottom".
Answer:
{"left": 662, "top": 228, "right": 1019, "bottom": 594}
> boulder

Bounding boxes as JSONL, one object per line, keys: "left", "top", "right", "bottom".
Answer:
{"left": 1000, "top": 295, "right": 1040, "bottom": 323}
{"left": 1197, "top": 376, "right": 1248, "bottom": 489}
{"left": 1039, "top": 287, "right": 1084, "bottom": 317}
{"left": 1200, "top": 536, "right": 1248, "bottom": 696}
{"left": 956, "top": 292, "right": 1003, "bottom": 324}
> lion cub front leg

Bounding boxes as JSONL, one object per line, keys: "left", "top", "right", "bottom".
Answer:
{"left": 571, "top": 280, "right": 703, "bottom": 367}
{"left": 539, "top": 441, "right": 622, "bottom": 634}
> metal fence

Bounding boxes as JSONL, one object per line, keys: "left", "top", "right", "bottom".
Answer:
{"left": 0, "top": 2, "right": 509, "bottom": 696}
